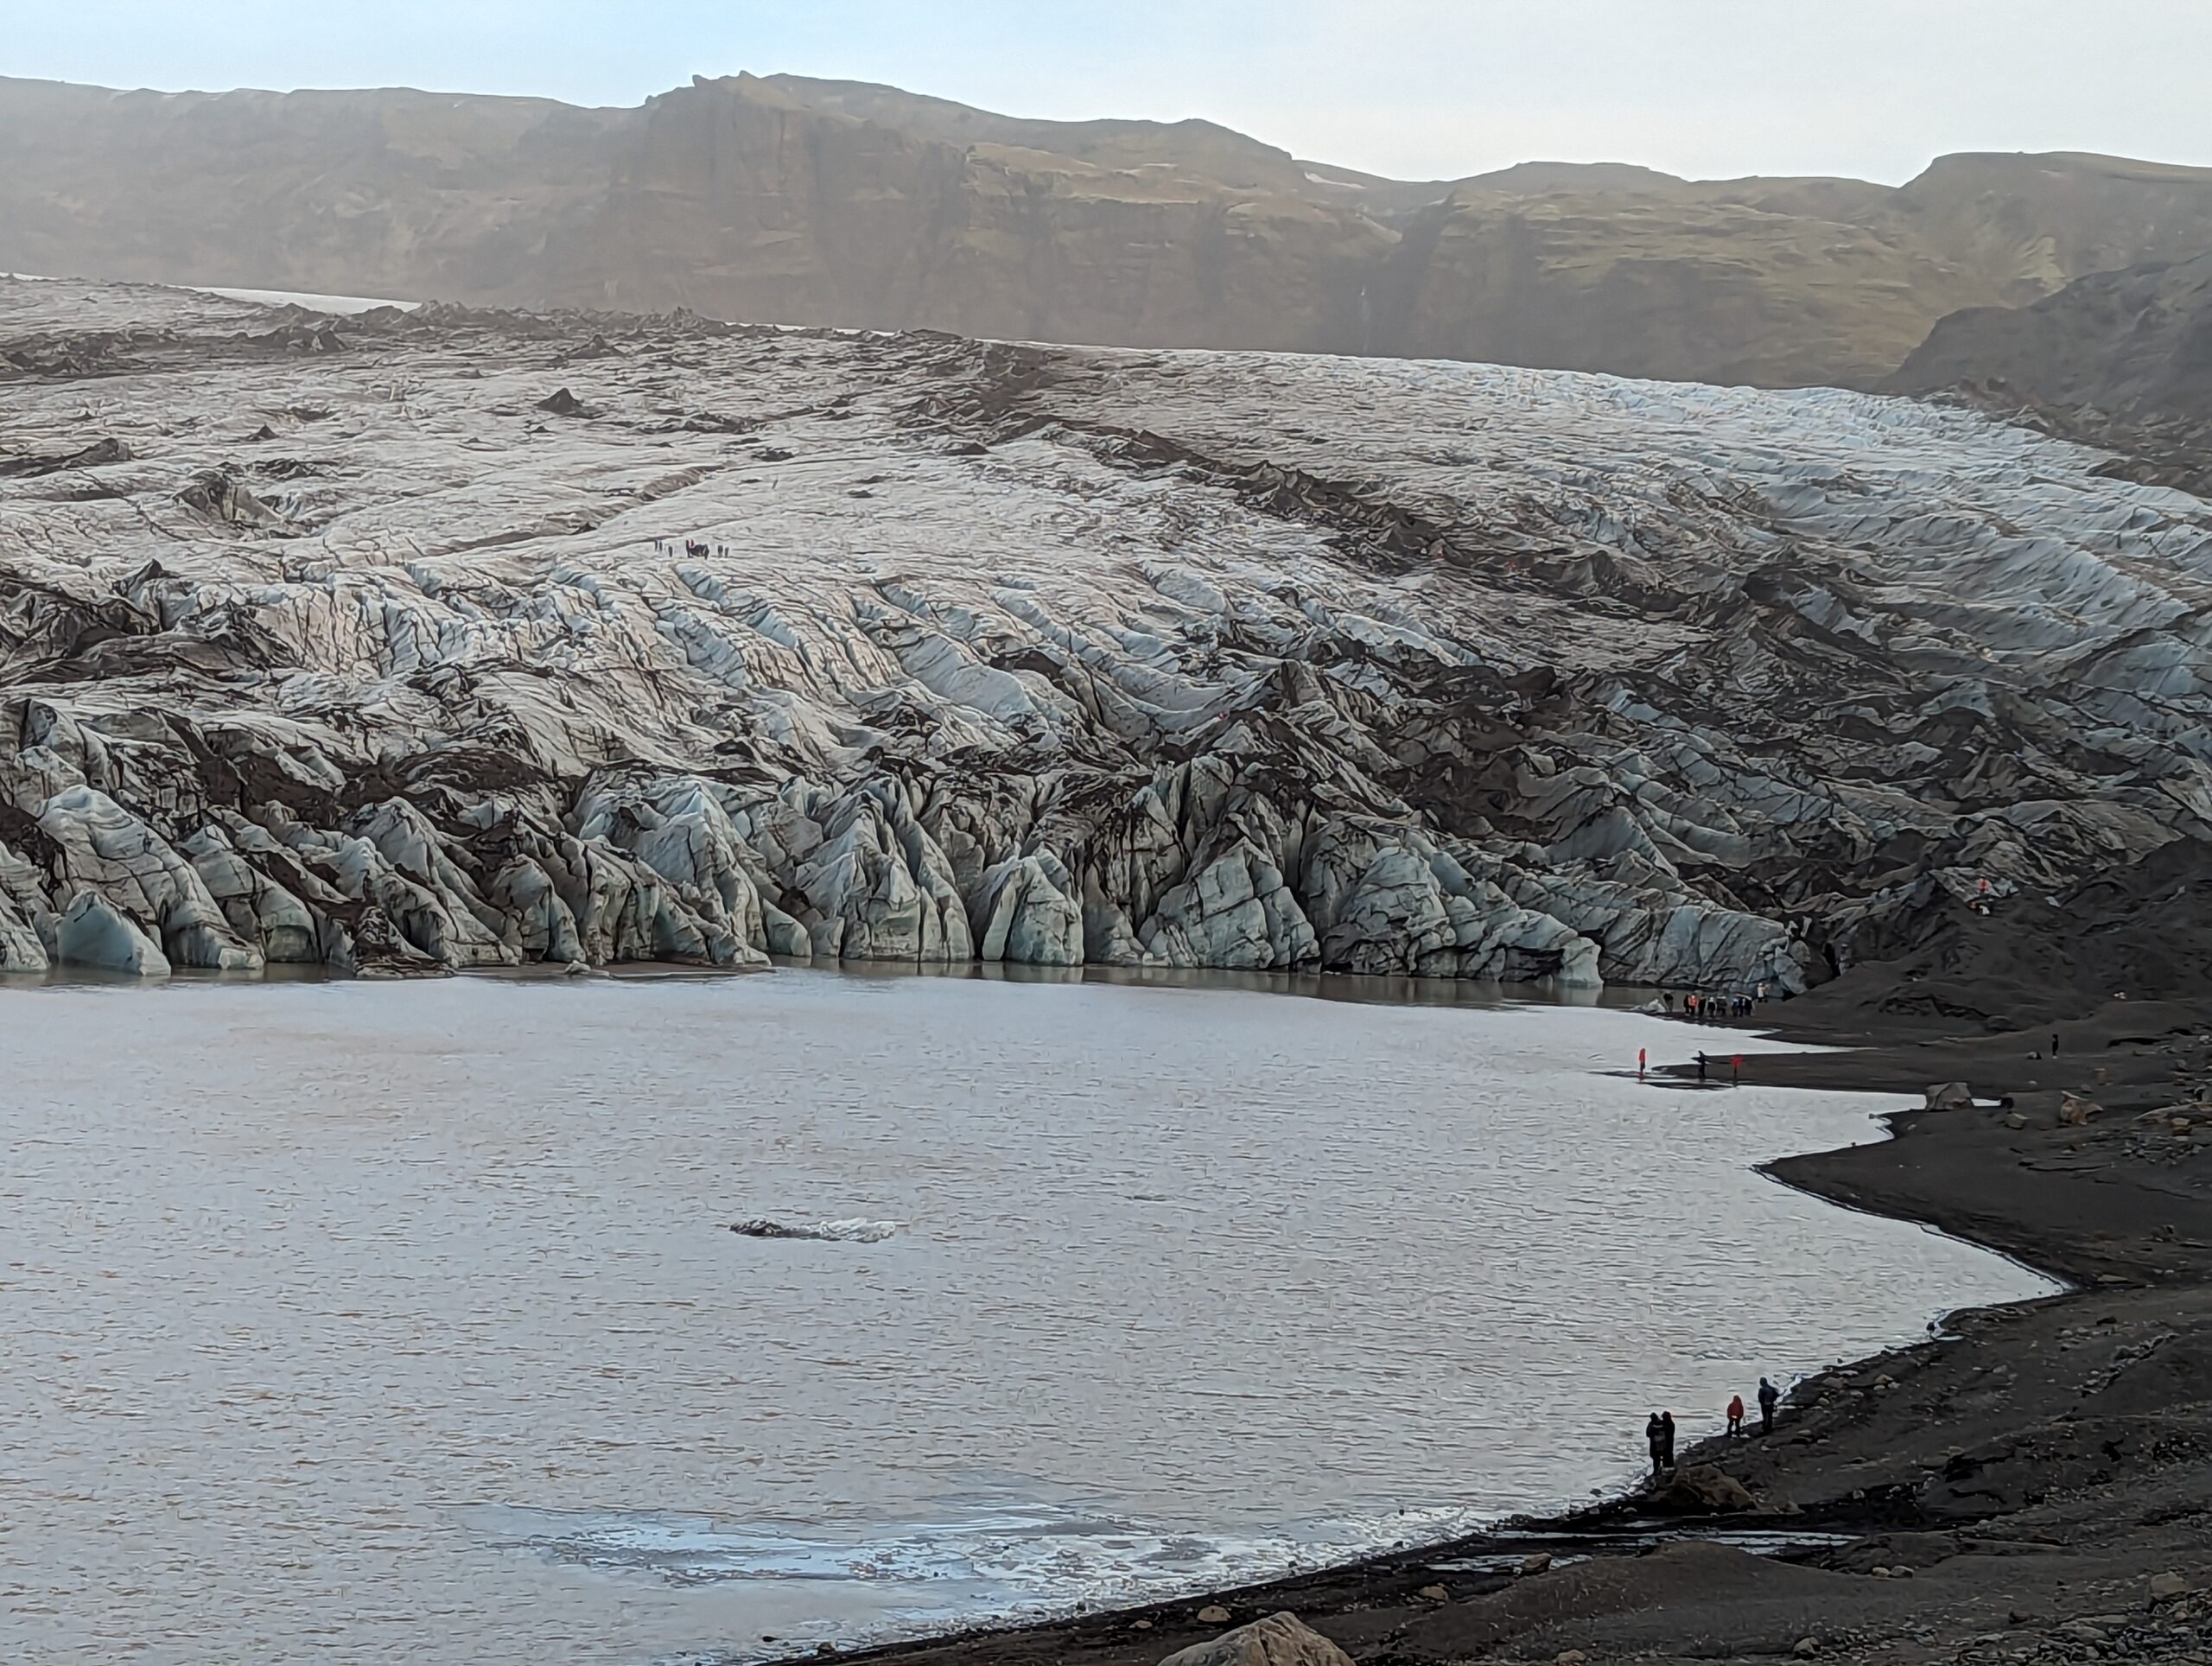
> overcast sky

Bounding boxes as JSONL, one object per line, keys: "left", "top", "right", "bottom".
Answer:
{"left": 9, "top": 0, "right": 2209, "bottom": 184}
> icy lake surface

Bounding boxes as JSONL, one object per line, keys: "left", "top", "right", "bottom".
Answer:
{"left": 0, "top": 971, "right": 2053, "bottom": 1663}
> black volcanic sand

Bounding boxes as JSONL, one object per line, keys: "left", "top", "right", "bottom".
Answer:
{"left": 797, "top": 936, "right": 2212, "bottom": 1666}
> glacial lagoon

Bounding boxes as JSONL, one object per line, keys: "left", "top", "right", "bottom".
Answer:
{"left": 0, "top": 970, "right": 2053, "bottom": 1664}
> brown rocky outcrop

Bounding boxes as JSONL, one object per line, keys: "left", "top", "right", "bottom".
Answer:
{"left": 1644, "top": 1465, "right": 1757, "bottom": 1515}
{"left": 5, "top": 73, "right": 2212, "bottom": 391}
{"left": 1892, "top": 250, "right": 2212, "bottom": 423}
{"left": 1155, "top": 1612, "right": 1351, "bottom": 1666}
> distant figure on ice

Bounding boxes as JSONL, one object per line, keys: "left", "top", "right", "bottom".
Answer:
{"left": 1727, "top": 1392, "right": 1745, "bottom": 1438}
{"left": 1646, "top": 1412, "right": 1668, "bottom": 1474}
{"left": 1732, "top": 1052, "right": 1744, "bottom": 1085}
{"left": 1758, "top": 1376, "right": 1780, "bottom": 1435}
{"left": 1696, "top": 1051, "right": 1709, "bottom": 1083}
{"left": 1638, "top": 1046, "right": 1647, "bottom": 1081}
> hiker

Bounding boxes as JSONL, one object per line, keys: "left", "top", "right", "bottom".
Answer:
{"left": 1726, "top": 1392, "right": 1745, "bottom": 1438}
{"left": 2051, "top": 1033, "right": 2061, "bottom": 1057}
{"left": 1758, "top": 1376, "right": 1780, "bottom": 1435}
{"left": 1660, "top": 1411, "right": 1676, "bottom": 1467}
{"left": 1645, "top": 1412, "right": 1667, "bottom": 1475}
{"left": 1686, "top": 993, "right": 1699, "bottom": 1021}
{"left": 1732, "top": 1052, "right": 1744, "bottom": 1085}
{"left": 1637, "top": 1046, "right": 1647, "bottom": 1081}
{"left": 1696, "top": 1050, "right": 1708, "bottom": 1083}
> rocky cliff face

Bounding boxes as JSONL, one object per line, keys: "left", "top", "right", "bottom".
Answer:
{"left": 1889, "top": 251, "right": 2212, "bottom": 499}
{"left": 1894, "top": 251, "right": 2212, "bottom": 420}
{"left": 563, "top": 77, "right": 1390, "bottom": 353}
{"left": 3, "top": 277, "right": 2208, "bottom": 990}
{"left": 5, "top": 73, "right": 2211, "bottom": 391}
{"left": 1368, "top": 190, "right": 2004, "bottom": 389}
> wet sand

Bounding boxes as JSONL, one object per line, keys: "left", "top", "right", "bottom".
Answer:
{"left": 810, "top": 958, "right": 2212, "bottom": 1666}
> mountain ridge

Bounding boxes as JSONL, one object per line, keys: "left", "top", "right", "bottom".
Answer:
{"left": 4, "top": 71, "right": 2212, "bottom": 391}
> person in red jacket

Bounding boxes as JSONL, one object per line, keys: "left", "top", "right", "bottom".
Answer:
{"left": 1726, "top": 1393, "right": 1745, "bottom": 1438}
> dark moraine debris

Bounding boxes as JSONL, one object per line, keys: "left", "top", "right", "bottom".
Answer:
{"left": 0, "top": 436, "right": 132, "bottom": 478}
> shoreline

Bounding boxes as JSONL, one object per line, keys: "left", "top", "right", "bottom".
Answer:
{"left": 790, "top": 985, "right": 2212, "bottom": 1666}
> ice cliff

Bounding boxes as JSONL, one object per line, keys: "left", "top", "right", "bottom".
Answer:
{"left": 2, "top": 277, "right": 2207, "bottom": 989}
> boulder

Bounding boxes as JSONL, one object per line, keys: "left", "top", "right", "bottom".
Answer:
{"left": 1157, "top": 1613, "right": 1351, "bottom": 1666}
{"left": 1924, "top": 1082, "right": 1974, "bottom": 1110}
{"left": 1644, "top": 1464, "right": 1755, "bottom": 1515}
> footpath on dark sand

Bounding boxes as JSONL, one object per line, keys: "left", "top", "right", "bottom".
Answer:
{"left": 817, "top": 952, "right": 2212, "bottom": 1666}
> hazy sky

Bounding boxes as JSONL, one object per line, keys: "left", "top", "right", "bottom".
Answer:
{"left": 9, "top": 0, "right": 2210, "bottom": 184}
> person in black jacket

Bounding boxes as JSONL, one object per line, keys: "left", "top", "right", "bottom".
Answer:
{"left": 1758, "top": 1376, "right": 1781, "bottom": 1435}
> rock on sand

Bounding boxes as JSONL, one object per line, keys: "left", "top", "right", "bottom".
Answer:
{"left": 1157, "top": 1613, "right": 1351, "bottom": 1666}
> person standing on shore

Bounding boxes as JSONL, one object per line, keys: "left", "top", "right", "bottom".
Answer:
{"left": 1727, "top": 1393, "right": 1745, "bottom": 1437}
{"left": 1646, "top": 1412, "right": 1667, "bottom": 1475}
{"left": 1758, "top": 1377, "right": 1780, "bottom": 1435}
{"left": 1660, "top": 1411, "right": 1676, "bottom": 1467}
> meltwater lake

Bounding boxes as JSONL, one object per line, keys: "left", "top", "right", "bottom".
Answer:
{"left": 0, "top": 970, "right": 2052, "bottom": 1664}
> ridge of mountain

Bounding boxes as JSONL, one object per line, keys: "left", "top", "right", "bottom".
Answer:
{"left": 3, "top": 72, "right": 2212, "bottom": 391}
